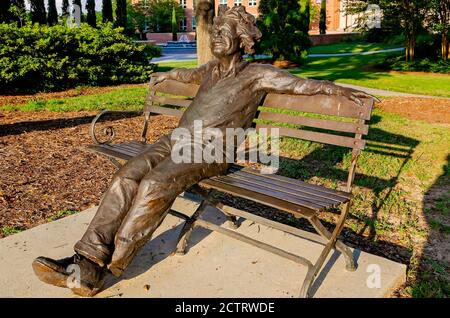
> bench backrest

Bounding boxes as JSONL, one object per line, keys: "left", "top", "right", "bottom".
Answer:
{"left": 144, "top": 79, "right": 374, "bottom": 192}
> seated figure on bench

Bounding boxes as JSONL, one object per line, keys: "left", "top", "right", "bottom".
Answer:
{"left": 32, "top": 4, "right": 371, "bottom": 296}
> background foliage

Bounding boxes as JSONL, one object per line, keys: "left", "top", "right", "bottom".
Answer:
{"left": 0, "top": 22, "right": 161, "bottom": 93}
{"left": 256, "top": 0, "right": 311, "bottom": 62}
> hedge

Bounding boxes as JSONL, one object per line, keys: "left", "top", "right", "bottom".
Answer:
{"left": 0, "top": 22, "right": 161, "bottom": 93}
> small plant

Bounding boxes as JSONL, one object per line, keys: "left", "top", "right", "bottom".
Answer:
{"left": 1, "top": 226, "right": 24, "bottom": 236}
{"left": 48, "top": 210, "right": 78, "bottom": 222}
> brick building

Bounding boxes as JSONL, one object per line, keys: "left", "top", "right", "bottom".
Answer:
{"left": 138, "top": 0, "right": 359, "bottom": 43}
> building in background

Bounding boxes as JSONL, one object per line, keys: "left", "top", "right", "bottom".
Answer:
{"left": 138, "top": 0, "right": 360, "bottom": 43}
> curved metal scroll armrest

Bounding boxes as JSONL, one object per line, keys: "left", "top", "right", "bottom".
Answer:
{"left": 89, "top": 109, "right": 143, "bottom": 145}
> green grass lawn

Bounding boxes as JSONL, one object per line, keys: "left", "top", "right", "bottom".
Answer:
{"left": 308, "top": 42, "right": 402, "bottom": 54}
{"left": 156, "top": 54, "right": 450, "bottom": 98}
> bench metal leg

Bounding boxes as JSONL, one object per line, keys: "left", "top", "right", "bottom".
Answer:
{"left": 175, "top": 199, "right": 209, "bottom": 255}
{"left": 309, "top": 214, "right": 357, "bottom": 272}
{"left": 300, "top": 202, "right": 354, "bottom": 298}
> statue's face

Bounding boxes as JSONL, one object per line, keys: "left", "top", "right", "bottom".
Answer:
{"left": 210, "top": 18, "right": 240, "bottom": 58}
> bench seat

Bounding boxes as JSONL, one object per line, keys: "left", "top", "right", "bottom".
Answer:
{"left": 88, "top": 142, "right": 351, "bottom": 219}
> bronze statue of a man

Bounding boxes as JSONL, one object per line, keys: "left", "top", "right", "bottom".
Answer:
{"left": 32, "top": 5, "right": 371, "bottom": 296}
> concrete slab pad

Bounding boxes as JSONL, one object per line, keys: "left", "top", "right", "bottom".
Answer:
{"left": 0, "top": 196, "right": 406, "bottom": 298}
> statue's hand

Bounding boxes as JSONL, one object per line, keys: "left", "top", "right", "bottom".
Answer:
{"left": 150, "top": 72, "right": 170, "bottom": 85}
{"left": 337, "top": 87, "right": 379, "bottom": 106}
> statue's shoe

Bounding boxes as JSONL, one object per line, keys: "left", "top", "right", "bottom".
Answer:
{"left": 32, "top": 254, "right": 105, "bottom": 297}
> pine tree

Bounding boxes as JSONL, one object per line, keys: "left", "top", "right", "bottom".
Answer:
{"left": 171, "top": 5, "right": 178, "bottom": 41}
{"left": 102, "top": 0, "right": 113, "bottom": 22}
{"left": 257, "top": 0, "right": 311, "bottom": 62}
{"left": 300, "top": 0, "right": 311, "bottom": 32}
{"left": 115, "top": 0, "right": 127, "bottom": 28}
{"left": 30, "top": 0, "right": 47, "bottom": 24}
{"left": 86, "top": 0, "right": 96, "bottom": 27}
{"left": 319, "top": 0, "right": 327, "bottom": 35}
{"left": 47, "top": 0, "right": 58, "bottom": 25}
{"left": 61, "top": 0, "right": 70, "bottom": 17}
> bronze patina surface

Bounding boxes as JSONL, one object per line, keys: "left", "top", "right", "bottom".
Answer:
{"left": 32, "top": 5, "right": 372, "bottom": 296}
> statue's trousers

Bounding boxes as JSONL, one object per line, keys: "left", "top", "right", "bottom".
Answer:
{"left": 74, "top": 135, "right": 228, "bottom": 276}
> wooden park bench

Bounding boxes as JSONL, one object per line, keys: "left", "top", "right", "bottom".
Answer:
{"left": 87, "top": 79, "right": 374, "bottom": 297}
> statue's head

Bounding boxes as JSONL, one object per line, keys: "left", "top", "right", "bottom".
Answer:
{"left": 210, "top": 5, "right": 262, "bottom": 58}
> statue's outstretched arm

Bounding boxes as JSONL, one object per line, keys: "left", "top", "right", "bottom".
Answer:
{"left": 257, "top": 66, "right": 376, "bottom": 106}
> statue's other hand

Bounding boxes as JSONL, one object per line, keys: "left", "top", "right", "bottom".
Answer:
{"left": 338, "top": 87, "right": 380, "bottom": 106}
{"left": 150, "top": 72, "right": 169, "bottom": 86}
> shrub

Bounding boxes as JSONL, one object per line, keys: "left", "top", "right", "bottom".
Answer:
{"left": 379, "top": 56, "right": 450, "bottom": 74}
{"left": 0, "top": 22, "right": 161, "bottom": 93}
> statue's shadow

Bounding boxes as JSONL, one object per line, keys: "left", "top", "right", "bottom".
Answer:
{"left": 102, "top": 204, "right": 227, "bottom": 291}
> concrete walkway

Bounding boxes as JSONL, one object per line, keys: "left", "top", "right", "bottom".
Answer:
{"left": 0, "top": 196, "right": 406, "bottom": 298}
{"left": 334, "top": 82, "right": 449, "bottom": 99}
{"left": 308, "top": 47, "right": 405, "bottom": 58}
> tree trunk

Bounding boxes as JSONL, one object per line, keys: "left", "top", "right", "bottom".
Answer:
{"left": 442, "top": 33, "right": 449, "bottom": 60}
{"left": 196, "top": 0, "right": 215, "bottom": 66}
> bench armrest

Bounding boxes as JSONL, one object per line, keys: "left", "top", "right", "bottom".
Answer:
{"left": 89, "top": 109, "right": 143, "bottom": 145}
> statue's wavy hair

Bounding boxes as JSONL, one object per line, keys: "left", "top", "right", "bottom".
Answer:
{"left": 216, "top": 5, "right": 262, "bottom": 55}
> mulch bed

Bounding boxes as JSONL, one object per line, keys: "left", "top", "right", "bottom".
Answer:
{"left": 0, "top": 111, "right": 178, "bottom": 236}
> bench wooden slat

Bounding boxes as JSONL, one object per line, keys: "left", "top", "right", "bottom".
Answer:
{"left": 210, "top": 175, "right": 325, "bottom": 210}
{"left": 149, "top": 105, "right": 185, "bottom": 117}
{"left": 231, "top": 166, "right": 352, "bottom": 199}
{"left": 228, "top": 169, "right": 349, "bottom": 203}
{"left": 150, "top": 95, "right": 192, "bottom": 108}
{"left": 257, "top": 112, "right": 369, "bottom": 135}
{"left": 256, "top": 124, "right": 366, "bottom": 149}
{"left": 200, "top": 178, "right": 316, "bottom": 218}
{"left": 151, "top": 80, "right": 199, "bottom": 97}
{"left": 263, "top": 94, "right": 373, "bottom": 120}
{"left": 224, "top": 173, "right": 341, "bottom": 207}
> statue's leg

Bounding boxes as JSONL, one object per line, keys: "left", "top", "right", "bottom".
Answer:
{"left": 74, "top": 136, "right": 172, "bottom": 267}
{"left": 107, "top": 159, "right": 229, "bottom": 277}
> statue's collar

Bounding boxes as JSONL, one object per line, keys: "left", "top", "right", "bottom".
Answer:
{"left": 213, "top": 59, "right": 249, "bottom": 80}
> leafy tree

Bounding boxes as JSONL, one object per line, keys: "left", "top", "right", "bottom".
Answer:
{"left": 102, "top": 0, "right": 113, "bottom": 22}
{"left": 171, "top": 5, "right": 177, "bottom": 41}
{"left": 319, "top": 0, "right": 326, "bottom": 35}
{"left": 426, "top": 0, "right": 450, "bottom": 60}
{"left": 257, "top": 0, "right": 311, "bottom": 62}
{"left": 47, "top": 0, "right": 58, "bottom": 26}
{"left": 115, "top": 0, "right": 127, "bottom": 28}
{"left": 30, "top": 0, "right": 47, "bottom": 24}
{"left": 86, "top": 0, "right": 96, "bottom": 27}
{"left": 9, "top": 1, "right": 27, "bottom": 26}
{"left": 343, "top": 0, "right": 427, "bottom": 62}
{"left": 145, "top": 0, "right": 184, "bottom": 33}
{"left": 61, "top": 0, "right": 70, "bottom": 17}
{"left": 127, "top": 0, "right": 147, "bottom": 39}
{"left": 299, "top": 0, "right": 311, "bottom": 32}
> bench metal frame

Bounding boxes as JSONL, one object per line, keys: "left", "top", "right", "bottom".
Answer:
{"left": 88, "top": 79, "right": 374, "bottom": 297}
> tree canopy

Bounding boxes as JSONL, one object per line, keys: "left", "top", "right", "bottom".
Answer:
{"left": 257, "top": 0, "right": 311, "bottom": 62}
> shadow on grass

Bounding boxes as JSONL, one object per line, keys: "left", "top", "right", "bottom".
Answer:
{"left": 271, "top": 114, "right": 419, "bottom": 261}
{"left": 289, "top": 54, "right": 397, "bottom": 83}
{"left": 412, "top": 155, "right": 450, "bottom": 297}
